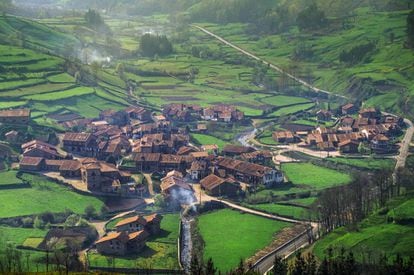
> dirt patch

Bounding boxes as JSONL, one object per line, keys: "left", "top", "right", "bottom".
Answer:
{"left": 105, "top": 197, "right": 145, "bottom": 213}
{"left": 162, "top": 96, "right": 199, "bottom": 101}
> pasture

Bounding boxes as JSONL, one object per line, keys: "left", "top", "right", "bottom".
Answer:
{"left": 197, "top": 208, "right": 290, "bottom": 272}
{"left": 281, "top": 163, "right": 352, "bottom": 189}
{"left": 0, "top": 173, "right": 104, "bottom": 218}
{"left": 191, "top": 133, "right": 227, "bottom": 150}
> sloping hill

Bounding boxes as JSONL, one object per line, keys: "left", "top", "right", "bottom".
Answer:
{"left": 0, "top": 15, "right": 80, "bottom": 56}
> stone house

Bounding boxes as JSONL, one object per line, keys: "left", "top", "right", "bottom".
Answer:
{"left": 62, "top": 133, "right": 98, "bottom": 157}
{"left": 95, "top": 230, "right": 149, "bottom": 256}
{"left": 200, "top": 174, "right": 241, "bottom": 197}
{"left": 0, "top": 109, "right": 30, "bottom": 124}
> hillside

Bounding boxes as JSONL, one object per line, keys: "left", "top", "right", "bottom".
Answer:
{"left": 0, "top": 14, "right": 80, "bottom": 56}
{"left": 192, "top": 7, "right": 414, "bottom": 118}
{"left": 0, "top": 16, "right": 130, "bottom": 131}
{"left": 313, "top": 192, "right": 414, "bottom": 261}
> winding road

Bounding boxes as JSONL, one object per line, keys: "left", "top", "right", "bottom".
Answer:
{"left": 193, "top": 25, "right": 414, "bottom": 274}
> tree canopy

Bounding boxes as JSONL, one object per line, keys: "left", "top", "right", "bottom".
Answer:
{"left": 140, "top": 33, "right": 173, "bottom": 57}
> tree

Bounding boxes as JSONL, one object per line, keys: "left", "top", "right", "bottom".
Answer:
{"left": 297, "top": 3, "right": 327, "bottom": 31}
{"left": 272, "top": 256, "right": 287, "bottom": 275}
{"left": 140, "top": 33, "right": 173, "bottom": 57}
{"left": 291, "top": 253, "right": 306, "bottom": 275}
{"left": 33, "top": 216, "right": 45, "bottom": 229}
{"left": 190, "top": 255, "right": 203, "bottom": 275}
{"left": 154, "top": 194, "right": 166, "bottom": 208}
{"left": 84, "top": 205, "right": 97, "bottom": 219}
{"left": 407, "top": 9, "right": 414, "bottom": 48}
{"left": 205, "top": 257, "right": 217, "bottom": 275}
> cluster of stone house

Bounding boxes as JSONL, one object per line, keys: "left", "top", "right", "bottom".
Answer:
{"left": 273, "top": 106, "right": 403, "bottom": 154}
{"left": 6, "top": 103, "right": 282, "bottom": 199}
{"left": 163, "top": 103, "right": 244, "bottom": 123}
{"left": 18, "top": 139, "right": 136, "bottom": 194}
{"left": 96, "top": 214, "right": 162, "bottom": 256}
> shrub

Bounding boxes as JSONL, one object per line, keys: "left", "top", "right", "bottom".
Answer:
{"left": 21, "top": 217, "right": 33, "bottom": 228}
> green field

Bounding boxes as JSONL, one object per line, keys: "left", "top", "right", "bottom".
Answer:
{"left": 313, "top": 195, "right": 414, "bottom": 261}
{"left": 281, "top": 163, "right": 352, "bottom": 189}
{"left": 0, "top": 173, "right": 104, "bottom": 218}
{"left": 198, "top": 209, "right": 290, "bottom": 272}
{"left": 326, "top": 157, "right": 395, "bottom": 170}
{"left": 247, "top": 203, "right": 312, "bottom": 220}
{"left": 267, "top": 103, "right": 315, "bottom": 118}
{"left": 191, "top": 133, "right": 227, "bottom": 150}
{"left": 88, "top": 213, "right": 180, "bottom": 270}
{"left": 0, "top": 170, "right": 23, "bottom": 186}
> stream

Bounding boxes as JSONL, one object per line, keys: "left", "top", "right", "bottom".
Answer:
{"left": 180, "top": 213, "right": 193, "bottom": 273}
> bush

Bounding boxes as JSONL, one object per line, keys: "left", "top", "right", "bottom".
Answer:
{"left": 33, "top": 216, "right": 45, "bottom": 229}
{"left": 21, "top": 217, "right": 33, "bottom": 228}
{"left": 84, "top": 205, "right": 97, "bottom": 219}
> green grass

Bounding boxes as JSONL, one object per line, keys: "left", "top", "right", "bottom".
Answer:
{"left": 282, "top": 163, "right": 351, "bottom": 189}
{"left": 0, "top": 100, "right": 27, "bottom": 109}
{"left": 388, "top": 198, "right": 414, "bottom": 222}
{"left": 267, "top": 103, "right": 315, "bottom": 118}
{"left": 0, "top": 173, "right": 104, "bottom": 218}
{"left": 23, "top": 86, "right": 95, "bottom": 101}
{"left": 0, "top": 226, "right": 47, "bottom": 246}
{"left": 283, "top": 197, "right": 317, "bottom": 207}
{"left": 259, "top": 95, "right": 311, "bottom": 107}
{"left": 88, "top": 213, "right": 180, "bottom": 270}
{"left": 191, "top": 133, "right": 227, "bottom": 150}
{"left": 313, "top": 194, "right": 414, "bottom": 262}
{"left": 0, "top": 170, "right": 23, "bottom": 186}
{"left": 326, "top": 157, "right": 395, "bottom": 170}
{"left": 247, "top": 203, "right": 311, "bottom": 220}
{"left": 198, "top": 208, "right": 290, "bottom": 272}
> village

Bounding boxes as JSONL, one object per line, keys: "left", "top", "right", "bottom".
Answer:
{"left": 272, "top": 104, "right": 404, "bottom": 155}
{"left": 0, "top": 99, "right": 406, "bottom": 258}
{"left": 0, "top": 103, "right": 285, "bottom": 257}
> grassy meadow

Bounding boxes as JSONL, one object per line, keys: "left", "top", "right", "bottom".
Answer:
{"left": 0, "top": 173, "right": 104, "bottom": 218}
{"left": 197, "top": 208, "right": 290, "bottom": 272}
{"left": 281, "top": 162, "right": 352, "bottom": 190}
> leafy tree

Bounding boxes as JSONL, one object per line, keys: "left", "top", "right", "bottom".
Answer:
{"left": 33, "top": 216, "right": 45, "bottom": 229}
{"left": 297, "top": 3, "right": 327, "bottom": 31}
{"left": 291, "top": 253, "right": 306, "bottom": 275}
{"left": 272, "top": 255, "right": 288, "bottom": 275}
{"left": 140, "top": 33, "right": 173, "bottom": 57}
{"left": 84, "top": 9, "right": 104, "bottom": 29}
{"left": 407, "top": 9, "right": 414, "bottom": 48}
{"left": 84, "top": 205, "right": 97, "bottom": 219}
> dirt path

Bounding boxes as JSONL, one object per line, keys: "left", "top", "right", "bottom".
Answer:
{"left": 143, "top": 173, "right": 155, "bottom": 196}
